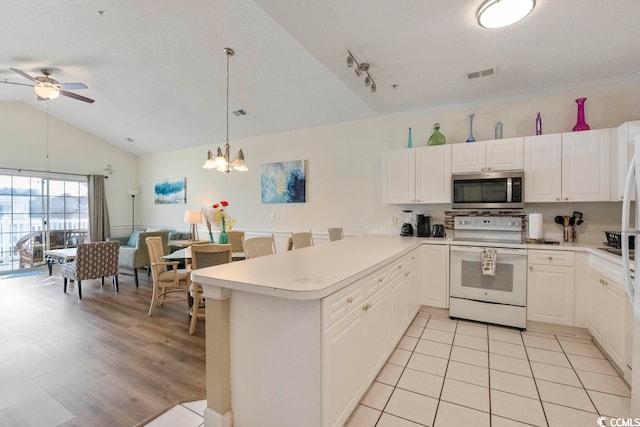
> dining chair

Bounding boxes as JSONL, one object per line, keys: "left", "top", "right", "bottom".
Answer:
{"left": 291, "top": 230, "right": 314, "bottom": 249}
{"left": 242, "top": 234, "right": 276, "bottom": 259}
{"left": 146, "top": 236, "right": 189, "bottom": 316}
{"left": 187, "top": 243, "right": 232, "bottom": 334}
{"left": 227, "top": 230, "right": 246, "bottom": 260}
{"left": 327, "top": 227, "right": 344, "bottom": 242}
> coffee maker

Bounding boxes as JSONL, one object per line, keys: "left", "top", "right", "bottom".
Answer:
{"left": 416, "top": 214, "right": 431, "bottom": 237}
{"left": 400, "top": 210, "right": 414, "bottom": 236}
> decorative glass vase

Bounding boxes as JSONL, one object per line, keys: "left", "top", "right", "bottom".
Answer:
{"left": 466, "top": 114, "right": 476, "bottom": 143}
{"left": 208, "top": 232, "right": 215, "bottom": 243}
{"left": 428, "top": 123, "right": 446, "bottom": 146}
{"left": 572, "top": 97, "right": 590, "bottom": 131}
{"left": 218, "top": 218, "right": 229, "bottom": 244}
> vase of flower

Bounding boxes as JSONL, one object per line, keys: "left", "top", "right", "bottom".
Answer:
{"left": 572, "top": 97, "right": 590, "bottom": 131}
{"left": 219, "top": 218, "right": 229, "bottom": 244}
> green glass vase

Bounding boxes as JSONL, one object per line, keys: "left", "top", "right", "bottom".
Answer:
{"left": 428, "top": 123, "right": 446, "bottom": 146}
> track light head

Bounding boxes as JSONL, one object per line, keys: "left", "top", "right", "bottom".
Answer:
{"left": 370, "top": 82, "right": 377, "bottom": 93}
{"left": 347, "top": 55, "right": 354, "bottom": 67}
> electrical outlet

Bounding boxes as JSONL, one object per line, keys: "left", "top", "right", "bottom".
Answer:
{"left": 270, "top": 212, "right": 276, "bottom": 221}
{"left": 392, "top": 217, "right": 398, "bottom": 226}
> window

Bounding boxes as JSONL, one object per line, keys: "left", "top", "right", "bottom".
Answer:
{"left": 0, "top": 174, "right": 89, "bottom": 272}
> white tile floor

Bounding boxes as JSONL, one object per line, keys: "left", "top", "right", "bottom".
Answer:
{"left": 346, "top": 307, "right": 632, "bottom": 427}
{"left": 146, "top": 307, "right": 632, "bottom": 427}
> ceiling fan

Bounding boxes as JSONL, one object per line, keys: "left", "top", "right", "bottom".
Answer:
{"left": 1, "top": 68, "right": 95, "bottom": 103}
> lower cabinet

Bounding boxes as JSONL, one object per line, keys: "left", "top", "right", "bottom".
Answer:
{"left": 322, "top": 249, "right": 420, "bottom": 427}
{"left": 587, "top": 261, "right": 629, "bottom": 374}
{"left": 421, "top": 244, "right": 449, "bottom": 308}
{"left": 527, "top": 250, "right": 575, "bottom": 326}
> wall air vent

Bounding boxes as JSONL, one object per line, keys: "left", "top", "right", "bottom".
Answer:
{"left": 467, "top": 67, "right": 496, "bottom": 80}
{"left": 232, "top": 109, "right": 248, "bottom": 117}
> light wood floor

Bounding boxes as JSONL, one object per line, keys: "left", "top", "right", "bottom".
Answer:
{"left": 0, "top": 268, "right": 206, "bottom": 427}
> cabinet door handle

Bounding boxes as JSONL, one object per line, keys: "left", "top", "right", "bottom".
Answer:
{"left": 377, "top": 277, "right": 384, "bottom": 283}
{"left": 347, "top": 297, "right": 353, "bottom": 304}
{"left": 564, "top": 197, "right": 569, "bottom": 201}
{"left": 362, "top": 303, "right": 372, "bottom": 311}
{"left": 529, "top": 266, "right": 533, "bottom": 271}
{"left": 556, "top": 198, "right": 561, "bottom": 201}
{"left": 397, "top": 265, "right": 403, "bottom": 270}
{"left": 548, "top": 256, "right": 553, "bottom": 261}
{"left": 404, "top": 271, "right": 410, "bottom": 277}
{"left": 487, "top": 167, "right": 491, "bottom": 171}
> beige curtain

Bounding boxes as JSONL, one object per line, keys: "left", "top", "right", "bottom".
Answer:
{"left": 88, "top": 174, "right": 111, "bottom": 242}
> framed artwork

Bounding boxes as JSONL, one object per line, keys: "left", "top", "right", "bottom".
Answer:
{"left": 261, "top": 160, "right": 306, "bottom": 204}
{"left": 154, "top": 177, "right": 186, "bottom": 204}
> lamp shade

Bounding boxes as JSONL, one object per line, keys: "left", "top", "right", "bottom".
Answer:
{"left": 477, "top": 0, "right": 535, "bottom": 29}
{"left": 184, "top": 210, "right": 202, "bottom": 225}
{"left": 128, "top": 189, "right": 139, "bottom": 197}
{"left": 203, "top": 150, "right": 217, "bottom": 169}
{"left": 34, "top": 85, "right": 60, "bottom": 100}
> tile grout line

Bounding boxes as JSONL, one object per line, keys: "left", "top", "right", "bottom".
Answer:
{"left": 428, "top": 315, "right": 456, "bottom": 427}
{"left": 520, "top": 328, "right": 551, "bottom": 427}
{"left": 554, "top": 333, "right": 603, "bottom": 417}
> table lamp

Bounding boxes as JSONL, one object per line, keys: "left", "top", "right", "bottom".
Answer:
{"left": 184, "top": 210, "right": 202, "bottom": 241}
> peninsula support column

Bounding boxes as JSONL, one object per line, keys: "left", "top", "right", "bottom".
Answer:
{"left": 202, "top": 286, "right": 232, "bottom": 427}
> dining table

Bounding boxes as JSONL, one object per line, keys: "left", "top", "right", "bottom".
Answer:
{"left": 44, "top": 248, "right": 77, "bottom": 275}
{"left": 162, "top": 246, "right": 246, "bottom": 262}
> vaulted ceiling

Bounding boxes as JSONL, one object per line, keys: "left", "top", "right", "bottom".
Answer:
{"left": 0, "top": 0, "right": 638, "bottom": 155}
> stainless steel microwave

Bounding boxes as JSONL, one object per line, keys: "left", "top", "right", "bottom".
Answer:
{"left": 452, "top": 171, "right": 524, "bottom": 209}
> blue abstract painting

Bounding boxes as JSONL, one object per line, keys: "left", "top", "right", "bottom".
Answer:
{"left": 261, "top": 160, "right": 306, "bottom": 204}
{"left": 154, "top": 177, "right": 186, "bottom": 204}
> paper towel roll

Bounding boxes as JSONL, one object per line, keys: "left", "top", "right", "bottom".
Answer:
{"left": 528, "top": 213, "right": 543, "bottom": 240}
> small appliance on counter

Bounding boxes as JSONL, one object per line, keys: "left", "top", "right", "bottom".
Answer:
{"left": 416, "top": 214, "right": 431, "bottom": 237}
{"left": 432, "top": 224, "right": 446, "bottom": 238}
{"left": 400, "top": 210, "right": 414, "bottom": 236}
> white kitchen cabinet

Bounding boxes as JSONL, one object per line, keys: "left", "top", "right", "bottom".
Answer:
{"left": 524, "top": 134, "right": 562, "bottom": 203}
{"left": 524, "top": 129, "right": 610, "bottom": 202}
{"left": 451, "top": 137, "right": 523, "bottom": 173}
{"left": 421, "top": 244, "right": 449, "bottom": 308}
{"left": 587, "top": 256, "right": 629, "bottom": 375}
{"left": 382, "top": 148, "right": 414, "bottom": 204}
{"left": 562, "top": 128, "right": 610, "bottom": 201}
{"left": 611, "top": 121, "right": 640, "bottom": 201}
{"left": 527, "top": 250, "right": 575, "bottom": 326}
{"left": 322, "top": 248, "right": 421, "bottom": 427}
{"left": 383, "top": 146, "right": 451, "bottom": 204}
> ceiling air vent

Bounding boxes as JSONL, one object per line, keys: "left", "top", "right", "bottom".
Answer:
{"left": 467, "top": 67, "right": 496, "bottom": 80}
{"left": 232, "top": 109, "right": 248, "bottom": 117}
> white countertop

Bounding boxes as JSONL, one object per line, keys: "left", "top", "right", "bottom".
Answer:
{"left": 191, "top": 234, "right": 422, "bottom": 300}
{"left": 191, "top": 234, "right": 630, "bottom": 301}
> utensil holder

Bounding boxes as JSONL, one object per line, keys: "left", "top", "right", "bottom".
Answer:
{"left": 563, "top": 226, "right": 570, "bottom": 242}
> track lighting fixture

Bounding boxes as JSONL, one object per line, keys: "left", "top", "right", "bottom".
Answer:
{"left": 346, "top": 50, "right": 377, "bottom": 94}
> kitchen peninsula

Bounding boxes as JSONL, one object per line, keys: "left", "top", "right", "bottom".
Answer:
{"left": 191, "top": 234, "right": 435, "bottom": 427}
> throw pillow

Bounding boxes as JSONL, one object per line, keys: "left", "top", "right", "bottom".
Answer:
{"left": 127, "top": 230, "right": 141, "bottom": 247}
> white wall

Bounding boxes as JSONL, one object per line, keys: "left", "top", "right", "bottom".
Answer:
{"left": 137, "top": 79, "right": 640, "bottom": 248}
{"left": 0, "top": 102, "right": 138, "bottom": 236}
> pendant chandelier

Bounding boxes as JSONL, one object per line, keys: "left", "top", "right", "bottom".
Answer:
{"left": 203, "top": 47, "right": 248, "bottom": 173}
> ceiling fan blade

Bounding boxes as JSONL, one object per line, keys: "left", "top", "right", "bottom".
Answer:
{"left": 0, "top": 80, "right": 35, "bottom": 87}
{"left": 10, "top": 68, "right": 38, "bottom": 83}
{"left": 59, "top": 82, "right": 88, "bottom": 90}
{"left": 59, "top": 89, "right": 95, "bottom": 104}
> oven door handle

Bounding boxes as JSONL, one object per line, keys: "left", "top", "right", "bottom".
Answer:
{"left": 450, "top": 246, "right": 527, "bottom": 256}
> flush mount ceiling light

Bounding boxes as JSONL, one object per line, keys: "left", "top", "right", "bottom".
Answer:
{"left": 477, "top": 0, "right": 535, "bottom": 29}
{"left": 346, "top": 50, "right": 377, "bottom": 93}
{"left": 203, "top": 47, "right": 248, "bottom": 173}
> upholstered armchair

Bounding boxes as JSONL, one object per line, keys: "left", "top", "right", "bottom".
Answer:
{"left": 61, "top": 241, "right": 120, "bottom": 299}
{"left": 109, "top": 231, "right": 170, "bottom": 287}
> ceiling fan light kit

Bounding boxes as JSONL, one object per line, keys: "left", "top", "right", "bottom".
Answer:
{"left": 346, "top": 50, "right": 377, "bottom": 93}
{"left": 2, "top": 67, "right": 95, "bottom": 103}
{"left": 477, "top": 0, "right": 535, "bottom": 29}
{"left": 203, "top": 47, "right": 248, "bottom": 173}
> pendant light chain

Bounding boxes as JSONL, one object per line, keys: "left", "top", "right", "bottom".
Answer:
{"left": 225, "top": 48, "right": 230, "bottom": 144}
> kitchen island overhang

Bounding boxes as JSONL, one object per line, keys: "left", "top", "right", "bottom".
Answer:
{"left": 191, "top": 234, "right": 427, "bottom": 427}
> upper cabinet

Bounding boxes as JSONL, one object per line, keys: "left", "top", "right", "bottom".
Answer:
{"left": 562, "top": 129, "right": 610, "bottom": 202}
{"left": 611, "top": 121, "right": 640, "bottom": 201}
{"left": 383, "top": 145, "right": 451, "bottom": 204}
{"left": 451, "top": 137, "right": 523, "bottom": 173}
{"left": 525, "top": 129, "right": 610, "bottom": 202}
{"left": 524, "top": 134, "right": 562, "bottom": 202}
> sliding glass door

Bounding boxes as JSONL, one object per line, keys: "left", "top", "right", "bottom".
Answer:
{"left": 0, "top": 174, "right": 88, "bottom": 273}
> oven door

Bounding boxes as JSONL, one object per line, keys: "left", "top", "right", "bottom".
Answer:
{"left": 450, "top": 245, "right": 527, "bottom": 306}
